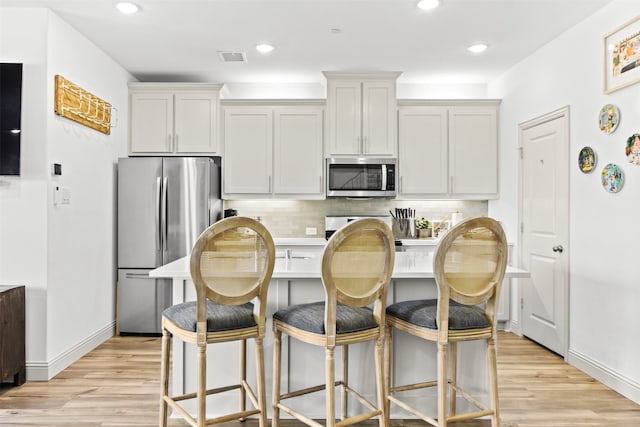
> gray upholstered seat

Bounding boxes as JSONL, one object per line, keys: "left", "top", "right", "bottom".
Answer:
{"left": 163, "top": 301, "right": 256, "bottom": 333}
{"left": 273, "top": 301, "right": 377, "bottom": 335}
{"left": 386, "top": 299, "right": 490, "bottom": 331}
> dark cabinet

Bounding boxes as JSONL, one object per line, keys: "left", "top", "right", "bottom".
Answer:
{"left": 0, "top": 285, "right": 25, "bottom": 386}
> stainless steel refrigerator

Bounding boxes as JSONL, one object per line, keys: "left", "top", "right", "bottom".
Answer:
{"left": 117, "top": 157, "right": 221, "bottom": 334}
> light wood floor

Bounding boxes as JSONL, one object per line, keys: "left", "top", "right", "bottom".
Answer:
{"left": 0, "top": 332, "right": 638, "bottom": 426}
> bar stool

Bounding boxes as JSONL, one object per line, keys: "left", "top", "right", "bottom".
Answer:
{"left": 385, "top": 216, "right": 508, "bottom": 427}
{"left": 159, "top": 216, "right": 275, "bottom": 427}
{"left": 272, "top": 218, "right": 395, "bottom": 427}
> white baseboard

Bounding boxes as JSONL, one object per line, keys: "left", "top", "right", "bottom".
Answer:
{"left": 568, "top": 347, "right": 640, "bottom": 405}
{"left": 509, "top": 319, "right": 521, "bottom": 336}
{"left": 26, "top": 322, "right": 116, "bottom": 381}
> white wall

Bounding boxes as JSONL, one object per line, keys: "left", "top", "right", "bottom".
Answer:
{"left": 0, "top": 8, "right": 131, "bottom": 379}
{"left": 0, "top": 7, "right": 50, "bottom": 366}
{"left": 488, "top": 0, "right": 640, "bottom": 402}
{"left": 45, "top": 12, "right": 131, "bottom": 374}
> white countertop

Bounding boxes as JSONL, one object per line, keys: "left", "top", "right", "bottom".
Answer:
{"left": 274, "top": 237, "right": 441, "bottom": 247}
{"left": 150, "top": 251, "right": 529, "bottom": 280}
{"left": 273, "top": 237, "right": 327, "bottom": 246}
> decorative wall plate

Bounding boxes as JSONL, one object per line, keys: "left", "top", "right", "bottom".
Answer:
{"left": 578, "top": 146, "right": 596, "bottom": 173}
{"left": 598, "top": 104, "right": 620, "bottom": 134}
{"left": 601, "top": 163, "right": 624, "bottom": 193}
{"left": 625, "top": 133, "right": 640, "bottom": 164}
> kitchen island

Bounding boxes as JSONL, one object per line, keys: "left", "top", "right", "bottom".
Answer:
{"left": 150, "top": 250, "right": 529, "bottom": 419}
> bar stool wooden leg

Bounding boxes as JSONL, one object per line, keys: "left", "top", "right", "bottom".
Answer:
{"left": 341, "top": 345, "right": 348, "bottom": 421}
{"left": 159, "top": 328, "right": 171, "bottom": 427}
{"left": 488, "top": 337, "right": 500, "bottom": 427}
{"left": 240, "top": 339, "right": 247, "bottom": 420}
{"left": 198, "top": 343, "right": 207, "bottom": 427}
{"left": 448, "top": 341, "right": 458, "bottom": 418}
{"left": 326, "top": 346, "right": 336, "bottom": 427}
{"left": 375, "top": 335, "right": 386, "bottom": 427}
{"left": 255, "top": 337, "right": 267, "bottom": 427}
{"left": 437, "top": 342, "right": 447, "bottom": 427}
{"left": 272, "top": 330, "right": 282, "bottom": 427}
{"left": 384, "top": 324, "right": 393, "bottom": 426}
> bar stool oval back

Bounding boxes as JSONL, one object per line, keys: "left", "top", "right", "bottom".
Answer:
{"left": 272, "top": 217, "right": 395, "bottom": 427}
{"left": 159, "top": 216, "right": 275, "bottom": 427}
{"left": 385, "top": 216, "right": 508, "bottom": 427}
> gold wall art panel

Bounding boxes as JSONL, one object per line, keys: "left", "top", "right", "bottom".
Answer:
{"left": 54, "top": 75, "right": 112, "bottom": 135}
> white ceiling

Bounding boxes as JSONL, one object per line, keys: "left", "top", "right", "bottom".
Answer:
{"left": 1, "top": 0, "right": 612, "bottom": 85}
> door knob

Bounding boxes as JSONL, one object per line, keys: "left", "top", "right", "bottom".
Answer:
{"left": 552, "top": 245, "right": 564, "bottom": 253}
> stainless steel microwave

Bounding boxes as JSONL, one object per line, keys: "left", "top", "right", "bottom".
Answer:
{"left": 326, "top": 158, "right": 396, "bottom": 198}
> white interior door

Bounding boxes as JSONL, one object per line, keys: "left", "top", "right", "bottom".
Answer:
{"left": 519, "top": 107, "right": 569, "bottom": 357}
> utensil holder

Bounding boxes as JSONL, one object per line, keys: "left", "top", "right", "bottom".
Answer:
{"left": 392, "top": 218, "right": 416, "bottom": 239}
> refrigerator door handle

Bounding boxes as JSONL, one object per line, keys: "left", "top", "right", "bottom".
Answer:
{"left": 155, "top": 177, "right": 162, "bottom": 251}
{"left": 161, "top": 176, "right": 168, "bottom": 254}
{"left": 124, "top": 272, "right": 150, "bottom": 279}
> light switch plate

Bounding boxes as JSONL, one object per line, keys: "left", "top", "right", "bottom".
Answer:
{"left": 61, "top": 187, "right": 71, "bottom": 205}
{"left": 53, "top": 186, "right": 61, "bottom": 206}
{"left": 305, "top": 227, "right": 317, "bottom": 236}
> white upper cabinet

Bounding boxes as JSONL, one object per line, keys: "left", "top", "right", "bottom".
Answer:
{"left": 222, "top": 102, "right": 325, "bottom": 199}
{"left": 273, "top": 107, "right": 324, "bottom": 196}
{"left": 128, "top": 83, "right": 222, "bottom": 155}
{"left": 223, "top": 107, "right": 273, "bottom": 195}
{"left": 397, "top": 101, "right": 500, "bottom": 199}
{"left": 398, "top": 106, "right": 448, "bottom": 195}
{"left": 324, "top": 72, "right": 400, "bottom": 157}
{"left": 449, "top": 106, "right": 498, "bottom": 197}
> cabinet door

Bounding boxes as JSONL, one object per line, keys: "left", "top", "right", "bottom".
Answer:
{"left": 326, "top": 81, "right": 361, "bottom": 155}
{"left": 449, "top": 106, "right": 498, "bottom": 197}
{"left": 174, "top": 91, "right": 219, "bottom": 153}
{"left": 130, "top": 93, "right": 173, "bottom": 153}
{"left": 273, "top": 108, "right": 324, "bottom": 197}
{"left": 362, "top": 81, "right": 396, "bottom": 156}
{"left": 223, "top": 108, "right": 273, "bottom": 195}
{"left": 398, "top": 106, "right": 448, "bottom": 196}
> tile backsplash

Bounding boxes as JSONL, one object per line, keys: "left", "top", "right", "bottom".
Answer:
{"left": 224, "top": 199, "right": 487, "bottom": 238}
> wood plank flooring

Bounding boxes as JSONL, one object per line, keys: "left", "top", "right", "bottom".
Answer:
{"left": 0, "top": 332, "right": 638, "bottom": 426}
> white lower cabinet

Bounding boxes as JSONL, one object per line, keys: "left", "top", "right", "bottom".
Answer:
{"left": 222, "top": 103, "right": 324, "bottom": 199}
{"left": 397, "top": 101, "right": 500, "bottom": 199}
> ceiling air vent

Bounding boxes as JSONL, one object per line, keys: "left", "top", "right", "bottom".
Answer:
{"left": 218, "top": 51, "right": 247, "bottom": 63}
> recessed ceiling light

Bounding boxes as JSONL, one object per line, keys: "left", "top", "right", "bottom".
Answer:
{"left": 116, "top": 2, "right": 140, "bottom": 14}
{"left": 256, "top": 43, "right": 275, "bottom": 54}
{"left": 468, "top": 43, "right": 488, "bottom": 53}
{"left": 417, "top": 0, "right": 440, "bottom": 10}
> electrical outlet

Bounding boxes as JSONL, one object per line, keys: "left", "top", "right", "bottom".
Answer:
{"left": 305, "top": 227, "right": 317, "bottom": 236}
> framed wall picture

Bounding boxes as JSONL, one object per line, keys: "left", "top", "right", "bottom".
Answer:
{"left": 604, "top": 16, "right": 640, "bottom": 93}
